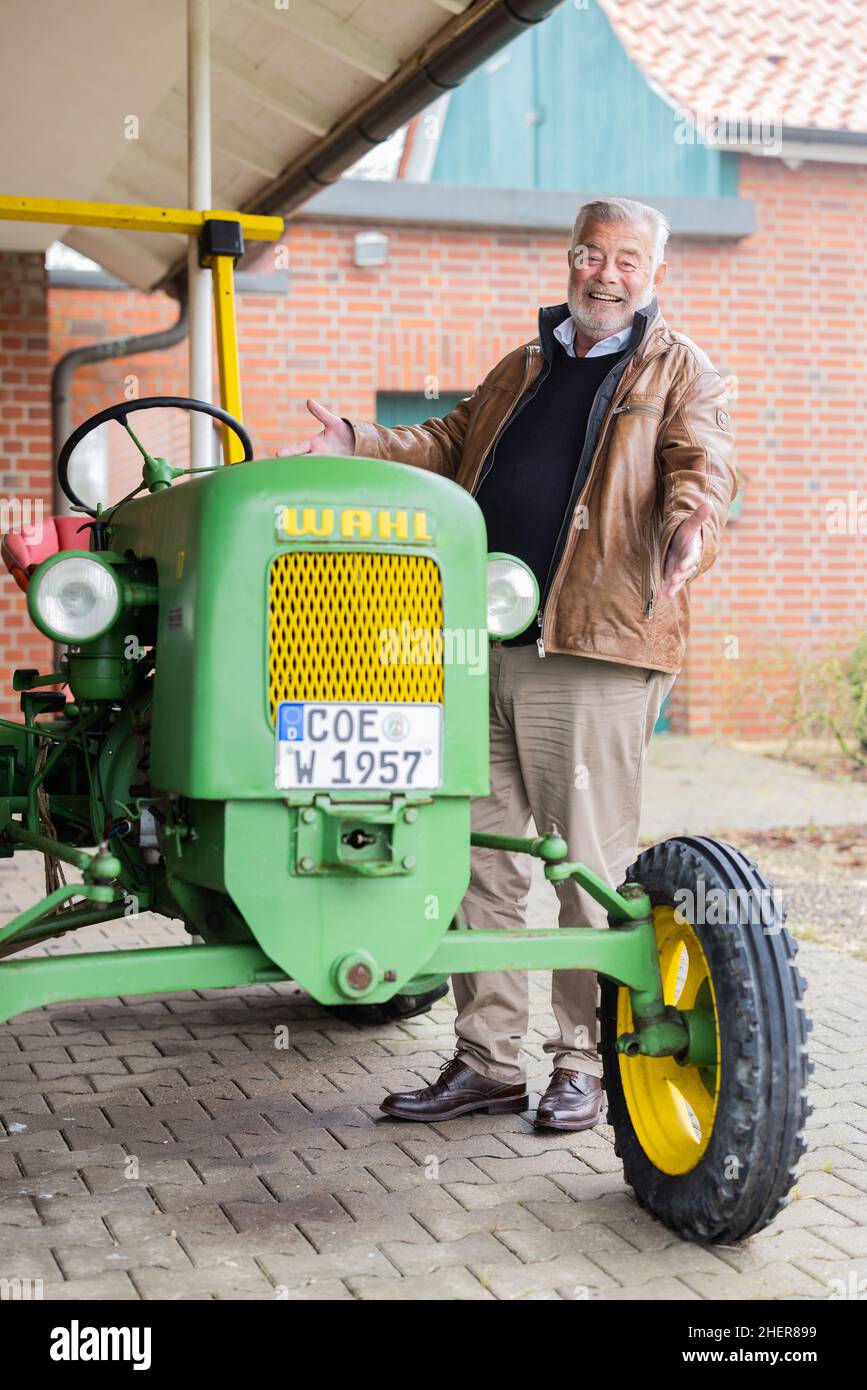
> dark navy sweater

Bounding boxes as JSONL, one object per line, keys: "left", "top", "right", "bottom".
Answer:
{"left": 475, "top": 336, "right": 627, "bottom": 645}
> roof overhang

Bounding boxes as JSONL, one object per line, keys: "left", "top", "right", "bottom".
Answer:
{"left": 0, "top": 0, "right": 566, "bottom": 292}
{"left": 296, "top": 179, "right": 757, "bottom": 238}
{"left": 710, "top": 127, "right": 867, "bottom": 167}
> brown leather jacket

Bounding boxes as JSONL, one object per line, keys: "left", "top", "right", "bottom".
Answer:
{"left": 348, "top": 300, "right": 735, "bottom": 674}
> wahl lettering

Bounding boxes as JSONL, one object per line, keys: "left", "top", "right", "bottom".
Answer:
{"left": 275, "top": 504, "right": 434, "bottom": 543}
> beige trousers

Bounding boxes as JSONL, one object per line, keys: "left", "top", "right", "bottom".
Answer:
{"left": 453, "top": 645, "right": 677, "bottom": 1085}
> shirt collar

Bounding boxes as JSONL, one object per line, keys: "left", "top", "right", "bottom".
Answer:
{"left": 553, "top": 316, "right": 633, "bottom": 359}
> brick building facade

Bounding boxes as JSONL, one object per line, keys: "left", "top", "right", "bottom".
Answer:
{"left": 1, "top": 152, "right": 865, "bottom": 734}
{"left": 0, "top": 252, "right": 54, "bottom": 699}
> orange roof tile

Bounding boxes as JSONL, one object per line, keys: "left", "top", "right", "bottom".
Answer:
{"left": 600, "top": 0, "right": 867, "bottom": 135}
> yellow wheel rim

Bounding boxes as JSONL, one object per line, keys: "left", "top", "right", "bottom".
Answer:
{"left": 616, "top": 905, "right": 721, "bottom": 1175}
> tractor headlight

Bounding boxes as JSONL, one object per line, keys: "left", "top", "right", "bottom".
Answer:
{"left": 28, "top": 553, "right": 122, "bottom": 643}
{"left": 486, "top": 553, "right": 539, "bottom": 640}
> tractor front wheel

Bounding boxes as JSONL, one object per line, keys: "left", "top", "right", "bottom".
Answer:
{"left": 600, "top": 836, "right": 812, "bottom": 1243}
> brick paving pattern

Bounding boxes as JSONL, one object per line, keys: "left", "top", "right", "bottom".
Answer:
{"left": 1, "top": 840, "right": 865, "bottom": 1302}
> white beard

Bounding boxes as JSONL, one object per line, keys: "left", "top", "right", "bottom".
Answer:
{"left": 568, "top": 278, "right": 655, "bottom": 338}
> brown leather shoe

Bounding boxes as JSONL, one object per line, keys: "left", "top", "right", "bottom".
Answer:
{"left": 534, "top": 1069, "right": 605, "bottom": 1131}
{"left": 380, "top": 1056, "right": 529, "bottom": 1121}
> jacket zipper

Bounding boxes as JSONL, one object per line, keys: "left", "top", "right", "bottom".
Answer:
{"left": 612, "top": 402, "right": 664, "bottom": 419}
{"left": 536, "top": 353, "right": 658, "bottom": 653}
{"left": 470, "top": 345, "right": 548, "bottom": 658}
{"left": 469, "top": 346, "right": 543, "bottom": 498}
{"left": 539, "top": 343, "right": 672, "bottom": 654}
{"left": 535, "top": 362, "right": 637, "bottom": 656}
{"left": 643, "top": 541, "right": 660, "bottom": 618}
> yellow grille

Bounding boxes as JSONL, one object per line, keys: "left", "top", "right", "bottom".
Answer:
{"left": 268, "top": 551, "right": 444, "bottom": 717}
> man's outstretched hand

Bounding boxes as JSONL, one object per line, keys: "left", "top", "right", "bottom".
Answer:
{"left": 284, "top": 399, "right": 354, "bottom": 457}
{"left": 662, "top": 501, "right": 713, "bottom": 599}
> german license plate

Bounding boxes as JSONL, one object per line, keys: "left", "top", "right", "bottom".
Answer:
{"left": 275, "top": 701, "right": 442, "bottom": 790}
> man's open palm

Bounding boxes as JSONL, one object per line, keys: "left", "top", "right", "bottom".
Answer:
{"left": 284, "top": 399, "right": 354, "bottom": 457}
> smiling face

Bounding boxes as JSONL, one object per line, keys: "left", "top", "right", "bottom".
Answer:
{"left": 567, "top": 218, "right": 667, "bottom": 343}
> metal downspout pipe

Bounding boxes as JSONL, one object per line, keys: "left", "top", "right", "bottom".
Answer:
{"left": 50, "top": 292, "right": 189, "bottom": 517}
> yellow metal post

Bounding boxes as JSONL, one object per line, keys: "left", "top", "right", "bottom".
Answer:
{"left": 210, "top": 254, "right": 245, "bottom": 464}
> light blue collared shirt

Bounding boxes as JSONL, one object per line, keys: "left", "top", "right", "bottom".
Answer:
{"left": 553, "top": 317, "right": 632, "bottom": 359}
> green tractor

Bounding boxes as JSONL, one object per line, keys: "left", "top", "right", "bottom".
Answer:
{"left": 0, "top": 396, "right": 811, "bottom": 1243}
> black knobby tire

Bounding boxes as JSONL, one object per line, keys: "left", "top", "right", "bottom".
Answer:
{"left": 600, "top": 836, "right": 812, "bottom": 1243}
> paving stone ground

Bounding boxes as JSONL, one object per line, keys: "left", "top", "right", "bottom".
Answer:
{"left": 1, "top": 735, "right": 865, "bottom": 1301}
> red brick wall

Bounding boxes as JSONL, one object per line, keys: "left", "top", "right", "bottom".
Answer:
{"left": 47, "top": 287, "right": 191, "bottom": 497}
{"left": 0, "top": 252, "right": 53, "bottom": 719}
{"left": 664, "top": 156, "right": 867, "bottom": 736}
{"left": 270, "top": 165, "right": 867, "bottom": 739}
{"left": 2, "top": 156, "right": 864, "bottom": 737}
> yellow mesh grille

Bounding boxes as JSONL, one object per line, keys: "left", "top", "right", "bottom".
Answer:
{"left": 268, "top": 551, "right": 444, "bottom": 717}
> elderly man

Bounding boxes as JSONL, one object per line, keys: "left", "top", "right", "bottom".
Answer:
{"left": 288, "top": 196, "right": 735, "bottom": 1131}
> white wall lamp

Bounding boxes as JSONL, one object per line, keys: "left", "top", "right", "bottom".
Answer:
{"left": 353, "top": 231, "right": 389, "bottom": 267}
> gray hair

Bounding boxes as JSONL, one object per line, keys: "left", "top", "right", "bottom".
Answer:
{"left": 571, "top": 197, "right": 670, "bottom": 270}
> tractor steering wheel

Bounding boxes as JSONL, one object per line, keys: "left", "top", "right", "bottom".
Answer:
{"left": 56, "top": 396, "right": 254, "bottom": 517}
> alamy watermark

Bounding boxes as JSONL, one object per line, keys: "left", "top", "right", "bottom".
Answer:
{"left": 0, "top": 496, "right": 44, "bottom": 544}
{"left": 674, "top": 882, "right": 784, "bottom": 931}
{"left": 828, "top": 1270, "right": 867, "bottom": 1300}
{"left": 674, "top": 107, "right": 783, "bottom": 156}
{"left": 0, "top": 1276, "right": 43, "bottom": 1300}
{"left": 826, "top": 492, "right": 867, "bottom": 535}
{"left": 50, "top": 1322, "right": 151, "bottom": 1369}
{"left": 378, "top": 621, "right": 488, "bottom": 677}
